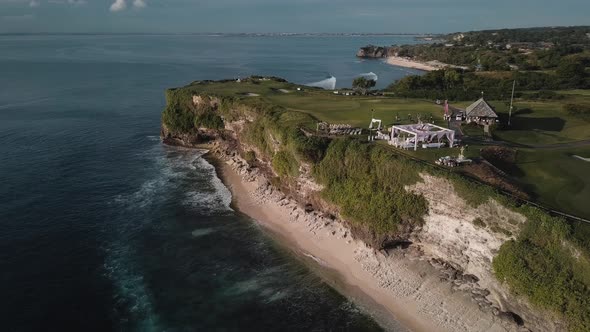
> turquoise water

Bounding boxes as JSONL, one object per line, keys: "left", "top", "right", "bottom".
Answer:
{"left": 0, "top": 34, "right": 420, "bottom": 331}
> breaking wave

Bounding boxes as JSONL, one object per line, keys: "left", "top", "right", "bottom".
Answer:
{"left": 103, "top": 142, "right": 233, "bottom": 330}
{"left": 307, "top": 76, "right": 336, "bottom": 90}
{"left": 358, "top": 72, "right": 378, "bottom": 81}
{"left": 189, "top": 155, "right": 233, "bottom": 211}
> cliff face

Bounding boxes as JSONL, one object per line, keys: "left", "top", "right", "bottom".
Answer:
{"left": 407, "top": 175, "right": 559, "bottom": 331}
{"left": 161, "top": 88, "right": 564, "bottom": 331}
{"left": 356, "top": 45, "right": 397, "bottom": 58}
{"left": 213, "top": 116, "right": 555, "bottom": 331}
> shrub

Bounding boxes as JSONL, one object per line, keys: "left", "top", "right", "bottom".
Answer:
{"left": 272, "top": 150, "right": 299, "bottom": 177}
{"left": 449, "top": 175, "right": 497, "bottom": 207}
{"left": 162, "top": 105, "right": 195, "bottom": 133}
{"left": 490, "top": 224, "right": 512, "bottom": 236}
{"left": 473, "top": 218, "right": 486, "bottom": 228}
{"left": 194, "top": 112, "right": 224, "bottom": 130}
{"left": 527, "top": 90, "right": 565, "bottom": 100}
{"left": 313, "top": 138, "right": 428, "bottom": 234}
{"left": 563, "top": 103, "right": 590, "bottom": 119}
{"left": 243, "top": 150, "right": 256, "bottom": 164}
{"left": 493, "top": 208, "right": 590, "bottom": 331}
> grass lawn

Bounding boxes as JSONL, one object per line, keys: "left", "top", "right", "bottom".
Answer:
{"left": 182, "top": 78, "right": 449, "bottom": 128}
{"left": 514, "top": 146, "right": 590, "bottom": 219}
{"left": 491, "top": 98, "right": 590, "bottom": 145}
{"left": 266, "top": 93, "right": 447, "bottom": 128}
{"left": 181, "top": 78, "right": 590, "bottom": 219}
{"left": 379, "top": 142, "right": 484, "bottom": 161}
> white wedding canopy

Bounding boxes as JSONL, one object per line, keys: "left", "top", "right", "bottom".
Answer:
{"left": 389, "top": 123, "right": 455, "bottom": 151}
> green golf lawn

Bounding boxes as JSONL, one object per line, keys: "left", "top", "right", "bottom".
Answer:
{"left": 514, "top": 146, "right": 590, "bottom": 219}
{"left": 181, "top": 78, "right": 590, "bottom": 219}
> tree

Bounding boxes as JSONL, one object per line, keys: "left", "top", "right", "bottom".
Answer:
{"left": 352, "top": 77, "right": 376, "bottom": 95}
{"left": 556, "top": 58, "right": 587, "bottom": 88}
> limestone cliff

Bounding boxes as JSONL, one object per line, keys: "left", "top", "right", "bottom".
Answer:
{"left": 356, "top": 45, "right": 397, "bottom": 58}
{"left": 161, "top": 85, "right": 575, "bottom": 331}
{"left": 210, "top": 118, "right": 556, "bottom": 332}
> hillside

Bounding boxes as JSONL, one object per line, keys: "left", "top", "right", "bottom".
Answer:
{"left": 359, "top": 26, "right": 590, "bottom": 72}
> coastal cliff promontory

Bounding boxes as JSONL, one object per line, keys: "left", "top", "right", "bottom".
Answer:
{"left": 356, "top": 45, "right": 396, "bottom": 58}
{"left": 161, "top": 77, "right": 590, "bottom": 332}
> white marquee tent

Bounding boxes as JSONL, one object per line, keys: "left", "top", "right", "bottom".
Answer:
{"left": 389, "top": 123, "right": 455, "bottom": 151}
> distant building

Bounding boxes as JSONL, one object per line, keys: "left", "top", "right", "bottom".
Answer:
{"left": 452, "top": 33, "right": 465, "bottom": 41}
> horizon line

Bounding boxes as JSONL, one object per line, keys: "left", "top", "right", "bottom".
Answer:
{"left": 0, "top": 32, "right": 436, "bottom": 36}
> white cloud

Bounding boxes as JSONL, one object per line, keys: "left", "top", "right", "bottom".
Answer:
{"left": 132, "top": 0, "right": 145, "bottom": 8}
{"left": 29, "top": 0, "right": 39, "bottom": 7}
{"left": 110, "top": 0, "right": 126, "bottom": 12}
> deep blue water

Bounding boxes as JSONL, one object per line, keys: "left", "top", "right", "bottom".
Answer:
{"left": 0, "top": 35, "right": 420, "bottom": 331}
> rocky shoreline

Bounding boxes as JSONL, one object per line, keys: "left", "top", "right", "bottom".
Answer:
{"left": 204, "top": 140, "right": 540, "bottom": 332}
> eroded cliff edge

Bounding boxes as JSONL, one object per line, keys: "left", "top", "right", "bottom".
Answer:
{"left": 160, "top": 77, "right": 589, "bottom": 332}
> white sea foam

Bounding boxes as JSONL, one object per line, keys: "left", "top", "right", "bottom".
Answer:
{"left": 0, "top": 97, "right": 51, "bottom": 110}
{"left": 358, "top": 71, "right": 378, "bottom": 81}
{"left": 112, "top": 146, "right": 232, "bottom": 214}
{"left": 104, "top": 144, "right": 233, "bottom": 329}
{"left": 183, "top": 156, "right": 233, "bottom": 213}
{"left": 302, "top": 252, "right": 329, "bottom": 267}
{"left": 191, "top": 228, "right": 216, "bottom": 237}
{"left": 103, "top": 244, "right": 162, "bottom": 331}
{"left": 307, "top": 76, "right": 337, "bottom": 90}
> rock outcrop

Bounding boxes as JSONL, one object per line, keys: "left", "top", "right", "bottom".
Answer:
{"left": 356, "top": 45, "right": 397, "bottom": 58}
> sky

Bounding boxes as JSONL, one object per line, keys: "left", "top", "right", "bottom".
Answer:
{"left": 0, "top": 0, "right": 589, "bottom": 34}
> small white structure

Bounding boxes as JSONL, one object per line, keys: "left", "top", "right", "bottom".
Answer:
{"left": 389, "top": 123, "right": 455, "bottom": 151}
{"left": 368, "top": 118, "right": 382, "bottom": 130}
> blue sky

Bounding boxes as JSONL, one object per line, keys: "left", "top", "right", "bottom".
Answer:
{"left": 0, "top": 0, "right": 589, "bottom": 34}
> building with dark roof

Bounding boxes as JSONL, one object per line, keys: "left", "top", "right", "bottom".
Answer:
{"left": 464, "top": 98, "right": 498, "bottom": 125}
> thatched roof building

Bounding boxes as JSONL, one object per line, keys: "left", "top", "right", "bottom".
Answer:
{"left": 465, "top": 98, "right": 497, "bottom": 124}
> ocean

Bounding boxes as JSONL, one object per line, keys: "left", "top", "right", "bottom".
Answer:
{"left": 0, "top": 34, "right": 422, "bottom": 331}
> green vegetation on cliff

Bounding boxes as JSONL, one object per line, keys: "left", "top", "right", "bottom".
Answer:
{"left": 163, "top": 88, "right": 224, "bottom": 133}
{"left": 494, "top": 207, "right": 590, "bottom": 332}
{"left": 162, "top": 78, "right": 590, "bottom": 330}
{"left": 314, "top": 138, "right": 427, "bottom": 234}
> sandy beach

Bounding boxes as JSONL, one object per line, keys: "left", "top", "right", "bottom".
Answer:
{"left": 386, "top": 56, "right": 438, "bottom": 71}
{"left": 214, "top": 151, "right": 515, "bottom": 332}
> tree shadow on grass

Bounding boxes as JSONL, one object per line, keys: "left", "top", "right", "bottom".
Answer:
{"left": 497, "top": 108, "right": 566, "bottom": 132}
{"left": 510, "top": 116, "right": 566, "bottom": 132}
